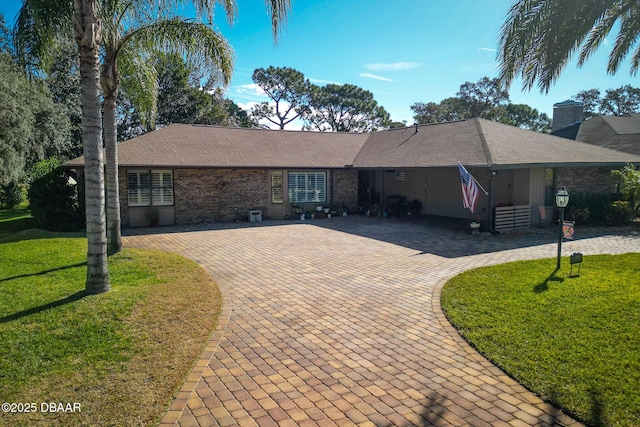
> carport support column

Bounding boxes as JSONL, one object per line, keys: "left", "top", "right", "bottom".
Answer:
{"left": 378, "top": 170, "right": 385, "bottom": 214}
{"left": 487, "top": 168, "right": 495, "bottom": 232}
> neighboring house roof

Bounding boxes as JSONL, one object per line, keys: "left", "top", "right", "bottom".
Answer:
{"left": 575, "top": 114, "right": 640, "bottom": 156}
{"left": 66, "top": 119, "right": 640, "bottom": 170}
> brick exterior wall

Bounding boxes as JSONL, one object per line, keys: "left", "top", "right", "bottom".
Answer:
{"left": 332, "top": 169, "right": 358, "bottom": 210}
{"left": 174, "top": 168, "right": 270, "bottom": 223}
{"left": 556, "top": 166, "right": 620, "bottom": 194}
{"left": 118, "top": 167, "right": 359, "bottom": 226}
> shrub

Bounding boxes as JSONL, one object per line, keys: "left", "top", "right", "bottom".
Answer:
{"left": 606, "top": 201, "right": 635, "bottom": 225}
{"left": 611, "top": 163, "right": 640, "bottom": 217}
{"left": 0, "top": 182, "right": 22, "bottom": 209}
{"left": 27, "top": 159, "right": 83, "bottom": 231}
{"left": 566, "top": 193, "right": 620, "bottom": 225}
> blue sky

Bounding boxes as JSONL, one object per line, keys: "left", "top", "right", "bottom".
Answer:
{"left": 2, "top": 0, "right": 638, "bottom": 128}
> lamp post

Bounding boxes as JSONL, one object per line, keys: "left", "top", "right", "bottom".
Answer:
{"left": 556, "top": 187, "right": 570, "bottom": 269}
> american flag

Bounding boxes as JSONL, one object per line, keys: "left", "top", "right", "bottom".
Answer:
{"left": 458, "top": 163, "right": 479, "bottom": 213}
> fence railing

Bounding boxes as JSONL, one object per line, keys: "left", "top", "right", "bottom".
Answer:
{"left": 494, "top": 205, "right": 532, "bottom": 232}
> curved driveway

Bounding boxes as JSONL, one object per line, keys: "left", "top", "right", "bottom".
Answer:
{"left": 124, "top": 217, "right": 640, "bottom": 427}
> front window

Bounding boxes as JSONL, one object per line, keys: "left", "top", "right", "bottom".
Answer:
{"left": 128, "top": 170, "right": 150, "bottom": 206}
{"left": 288, "top": 171, "right": 326, "bottom": 203}
{"left": 151, "top": 170, "right": 174, "bottom": 206}
{"left": 127, "top": 169, "right": 173, "bottom": 207}
{"left": 272, "top": 171, "right": 284, "bottom": 203}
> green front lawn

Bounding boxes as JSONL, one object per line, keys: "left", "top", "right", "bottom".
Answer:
{"left": 0, "top": 231, "right": 222, "bottom": 426}
{"left": 0, "top": 207, "right": 35, "bottom": 241}
{"left": 441, "top": 255, "right": 640, "bottom": 426}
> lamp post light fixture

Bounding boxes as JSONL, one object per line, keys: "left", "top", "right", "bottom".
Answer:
{"left": 556, "top": 187, "right": 570, "bottom": 269}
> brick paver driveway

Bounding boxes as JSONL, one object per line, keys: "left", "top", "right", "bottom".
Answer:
{"left": 125, "top": 217, "right": 640, "bottom": 427}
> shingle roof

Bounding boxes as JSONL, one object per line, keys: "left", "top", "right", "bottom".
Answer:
{"left": 65, "top": 124, "right": 369, "bottom": 168}
{"left": 353, "top": 119, "right": 640, "bottom": 168}
{"left": 575, "top": 114, "right": 640, "bottom": 156}
{"left": 478, "top": 119, "right": 640, "bottom": 167}
{"left": 352, "top": 120, "right": 489, "bottom": 168}
{"left": 66, "top": 119, "right": 640, "bottom": 170}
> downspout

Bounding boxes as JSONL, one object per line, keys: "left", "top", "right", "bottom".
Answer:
{"left": 474, "top": 118, "right": 494, "bottom": 232}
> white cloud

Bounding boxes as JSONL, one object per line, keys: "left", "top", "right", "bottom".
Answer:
{"left": 360, "top": 73, "right": 394, "bottom": 82}
{"left": 309, "top": 77, "right": 341, "bottom": 85}
{"left": 364, "top": 62, "right": 421, "bottom": 71}
{"left": 232, "top": 83, "right": 267, "bottom": 99}
{"left": 478, "top": 47, "right": 496, "bottom": 52}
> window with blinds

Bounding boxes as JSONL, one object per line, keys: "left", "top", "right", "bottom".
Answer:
{"left": 127, "top": 170, "right": 150, "bottom": 206}
{"left": 127, "top": 169, "right": 173, "bottom": 207}
{"left": 272, "top": 171, "right": 284, "bottom": 203}
{"left": 151, "top": 170, "right": 174, "bottom": 206}
{"left": 287, "top": 172, "right": 326, "bottom": 203}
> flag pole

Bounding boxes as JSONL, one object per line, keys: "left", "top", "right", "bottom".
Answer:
{"left": 457, "top": 162, "right": 489, "bottom": 195}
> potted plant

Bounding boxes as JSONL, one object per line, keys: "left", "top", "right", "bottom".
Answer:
{"left": 408, "top": 199, "right": 423, "bottom": 216}
{"left": 291, "top": 204, "right": 302, "bottom": 218}
{"left": 283, "top": 202, "right": 291, "bottom": 220}
{"left": 469, "top": 219, "right": 481, "bottom": 234}
{"left": 147, "top": 207, "right": 160, "bottom": 227}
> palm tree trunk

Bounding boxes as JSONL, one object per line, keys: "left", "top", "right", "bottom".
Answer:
{"left": 104, "top": 93, "right": 122, "bottom": 254}
{"left": 74, "top": 0, "right": 110, "bottom": 293}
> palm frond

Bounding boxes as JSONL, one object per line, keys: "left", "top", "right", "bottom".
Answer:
{"left": 14, "top": 0, "right": 74, "bottom": 74}
{"left": 606, "top": 2, "right": 640, "bottom": 74}
{"left": 151, "top": 0, "right": 236, "bottom": 25}
{"left": 264, "top": 0, "right": 291, "bottom": 43}
{"left": 127, "top": 18, "right": 234, "bottom": 85}
{"left": 117, "top": 47, "right": 158, "bottom": 128}
{"left": 498, "top": 0, "right": 621, "bottom": 93}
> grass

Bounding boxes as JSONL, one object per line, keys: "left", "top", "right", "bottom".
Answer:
{"left": 0, "top": 206, "right": 35, "bottom": 241}
{"left": 0, "top": 229, "right": 222, "bottom": 426}
{"left": 441, "top": 255, "right": 640, "bottom": 427}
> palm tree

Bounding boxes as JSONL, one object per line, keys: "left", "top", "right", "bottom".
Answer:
{"left": 498, "top": 0, "right": 640, "bottom": 93}
{"left": 100, "top": 2, "right": 236, "bottom": 254}
{"left": 16, "top": 0, "right": 110, "bottom": 293}
{"left": 14, "top": 0, "right": 291, "bottom": 292}
{"left": 100, "top": 0, "right": 291, "bottom": 253}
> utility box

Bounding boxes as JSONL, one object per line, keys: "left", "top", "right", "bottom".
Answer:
{"left": 249, "top": 209, "right": 262, "bottom": 222}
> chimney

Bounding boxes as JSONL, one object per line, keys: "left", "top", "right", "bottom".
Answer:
{"left": 552, "top": 100, "right": 584, "bottom": 132}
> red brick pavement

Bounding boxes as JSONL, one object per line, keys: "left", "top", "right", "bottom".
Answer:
{"left": 125, "top": 218, "right": 639, "bottom": 426}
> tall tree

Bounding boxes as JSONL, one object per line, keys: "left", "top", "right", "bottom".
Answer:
{"left": 493, "top": 104, "right": 551, "bottom": 133}
{"left": 0, "top": 14, "right": 11, "bottom": 54}
{"left": 0, "top": 52, "right": 71, "bottom": 184}
{"left": 99, "top": 2, "right": 234, "bottom": 254}
{"left": 45, "top": 40, "right": 83, "bottom": 158}
{"left": 411, "top": 76, "right": 550, "bottom": 132}
{"left": 410, "top": 98, "right": 469, "bottom": 124}
{"left": 457, "top": 77, "right": 510, "bottom": 118}
{"left": 250, "top": 66, "right": 311, "bottom": 129}
{"left": 75, "top": 0, "right": 110, "bottom": 293}
{"left": 155, "top": 53, "right": 254, "bottom": 127}
{"left": 572, "top": 88, "right": 601, "bottom": 120}
{"left": 572, "top": 85, "right": 640, "bottom": 117}
{"left": 16, "top": 0, "right": 291, "bottom": 281}
{"left": 600, "top": 85, "right": 640, "bottom": 115}
{"left": 303, "top": 83, "right": 391, "bottom": 132}
{"left": 16, "top": 0, "right": 110, "bottom": 293}
{"left": 499, "top": 0, "right": 640, "bottom": 93}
